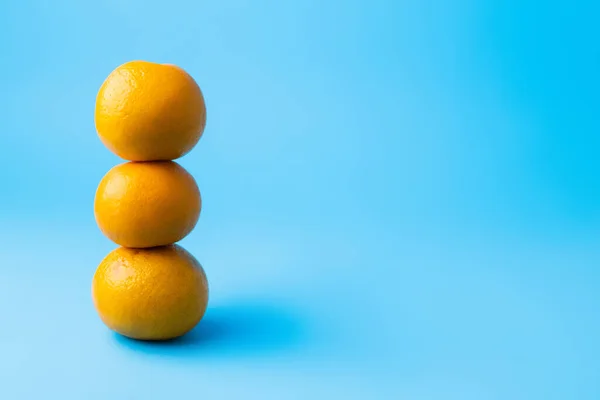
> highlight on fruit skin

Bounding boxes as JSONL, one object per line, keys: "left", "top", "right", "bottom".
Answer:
{"left": 95, "top": 60, "right": 206, "bottom": 161}
{"left": 94, "top": 161, "right": 201, "bottom": 248}
{"left": 92, "top": 245, "right": 209, "bottom": 341}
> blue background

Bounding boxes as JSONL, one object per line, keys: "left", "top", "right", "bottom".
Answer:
{"left": 0, "top": 0, "right": 599, "bottom": 398}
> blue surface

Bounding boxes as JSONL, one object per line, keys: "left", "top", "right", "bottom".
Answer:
{"left": 0, "top": 0, "right": 599, "bottom": 398}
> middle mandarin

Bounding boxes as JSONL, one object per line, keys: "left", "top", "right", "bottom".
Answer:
{"left": 95, "top": 161, "right": 201, "bottom": 248}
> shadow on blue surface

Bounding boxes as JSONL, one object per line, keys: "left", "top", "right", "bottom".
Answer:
{"left": 113, "top": 300, "right": 309, "bottom": 359}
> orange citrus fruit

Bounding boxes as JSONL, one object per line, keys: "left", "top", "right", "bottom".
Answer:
{"left": 94, "top": 161, "right": 201, "bottom": 248}
{"left": 95, "top": 60, "right": 206, "bottom": 161}
{"left": 92, "top": 245, "right": 209, "bottom": 340}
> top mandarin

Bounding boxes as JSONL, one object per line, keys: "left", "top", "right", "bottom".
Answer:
{"left": 95, "top": 61, "right": 206, "bottom": 161}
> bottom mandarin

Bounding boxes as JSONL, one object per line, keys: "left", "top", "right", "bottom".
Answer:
{"left": 92, "top": 245, "right": 208, "bottom": 341}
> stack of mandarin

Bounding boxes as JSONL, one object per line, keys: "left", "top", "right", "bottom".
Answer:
{"left": 91, "top": 61, "right": 209, "bottom": 341}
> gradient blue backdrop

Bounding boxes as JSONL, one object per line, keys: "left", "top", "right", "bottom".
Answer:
{"left": 0, "top": 1, "right": 598, "bottom": 399}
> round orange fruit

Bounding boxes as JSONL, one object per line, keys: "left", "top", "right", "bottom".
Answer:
{"left": 94, "top": 161, "right": 201, "bottom": 248}
{"left": 92, "top": 245, "right": 209, "bottom": 340}
{"left": 95, "top": 60, "right": 206, "bottom": 161}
